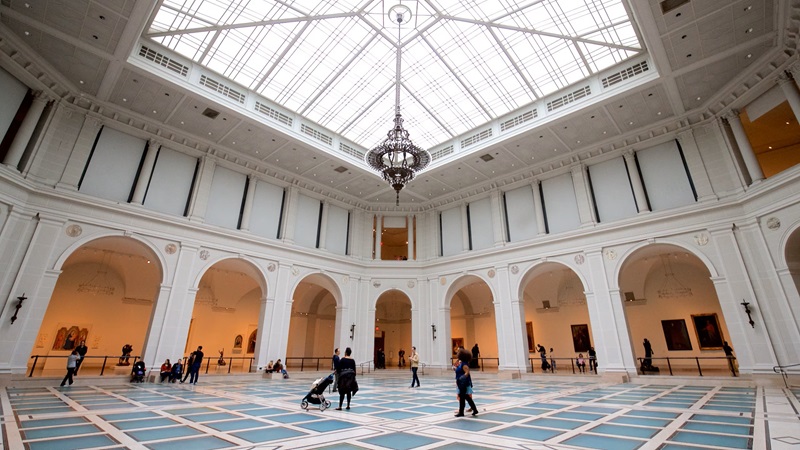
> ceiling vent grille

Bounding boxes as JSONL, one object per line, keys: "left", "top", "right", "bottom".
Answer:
{"left": 201, "top": 108, "right": 220, "bottom": 119}
{"left": 479, "top": 154, "right": 495, "bottom": 162}
{"left": 199, "top": 75, "right": 245, "bottom": 104}
{"left": 501, "top": 108, "right": 539, "bottom": 132}
{"left": 660, "top": 0, "right": 690, "bottom": 14}
{"left": 430, "top": 145, "right": 454, "bottom": 161}
{"left": 301, "top": 124, "right": 333, "bottom": 146}
{"left": 334, "top": 166, "right": 349, "bottom": 173}
{"left": 546, "top": 86, "right": 591, "bottom": 112}
{"left": 138, "top": 46, "right": 189, "bottom": 77}
{"left": 461, "top": 128, "right": 493, "bottom": 148}
{"left": 254, "top": 102, "right": 293, "bottom": 127}
{"left": 602, "top": 61, "right": 650, "bottom": 88}
{"left": 339, "top": 142, "right": 364, "bottom": 159}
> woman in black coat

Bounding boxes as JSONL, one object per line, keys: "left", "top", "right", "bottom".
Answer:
{"left": 336, "top": 347, "right": 358, "bottom": 410}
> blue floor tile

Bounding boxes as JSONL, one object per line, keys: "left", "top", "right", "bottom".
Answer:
{"left": 493, "top": 425, "right": 563, "bottom": 441}
{"left": 362, "top": 432, "right": 440, "bottom": 450}
{"left": 525, "top": 417, "right": 585, "bottom": 429}
{"left": 145, "top": 436, "right": 235, "bottom": 450}
{"left": 27, "top": 434, "right": 118, "bottom": 450}
{"left": 682, "top": 421, "right": 752, "bottom": 435}
{"left": 232, "top": 426, "right": 306, "bottom": 442}
{"left": 590, "top": 423, "right": 658, "bottom": 438}
{"left": 20, "top": 417, "right": 88, "bottom": 428}
{"left": 23, "top": 424, "right": 101, "bottom": 440}
{"left": 127, "top": 426, "right": 203, "bottom": 441}
{"left": 205, "top": 418, "right": 268, "bottom": 431}
{"left": 669, "top": 430, "right": 751, "bottom": 448}
{"left": 562, "top": 434, "right": 643, "bottom": 450}
{"left": 111, "top": 418, "right": 179, "bottom": 430}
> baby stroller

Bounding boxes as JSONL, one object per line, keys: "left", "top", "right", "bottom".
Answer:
{"left": 301, "top": 373, "right": 334, "bottom": 411}
{"left": 130, "top": 361, "right": 146, "bottom": 383}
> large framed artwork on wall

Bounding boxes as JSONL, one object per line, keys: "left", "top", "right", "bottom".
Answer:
{"left": 571, "top": 324, "right": 591, "bottom": 353}
{"left": 661, "top": 319, "right": 692, "bottom": 351}
{"left": 691, "top": 313, "right": 724, "bottom": 350}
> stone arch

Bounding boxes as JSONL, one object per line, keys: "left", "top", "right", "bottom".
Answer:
{"left": 446, "top": 274, "right": 498, "bottom": 369}
{"left": 53, "top": 231, "right": 165, "bottom": 283}
{"left": 373, "top": 288, "right": 413, "bottom": 369}
{"left": 612, "top": 238, "right": 719, "bottom": 291}
{"left": 31, "top": 234, "right": 163, "bottom": 376}
{"left": 285, "top": 272, "right": 342, "bottom": 363}
{"left": 617, "top": 242, "right": 733, "bottom": 375}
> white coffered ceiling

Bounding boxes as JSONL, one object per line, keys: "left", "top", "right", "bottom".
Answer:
{"left": 0, "top": 0, "right": 789, "bottom": 208}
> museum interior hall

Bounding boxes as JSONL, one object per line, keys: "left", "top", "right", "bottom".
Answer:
{"left": 1, "top": 0, "right": 800, "bottom": 448}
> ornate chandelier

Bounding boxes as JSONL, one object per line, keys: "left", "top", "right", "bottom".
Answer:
{"left": 365, "top": 5, "right": 431, "bottom": 206}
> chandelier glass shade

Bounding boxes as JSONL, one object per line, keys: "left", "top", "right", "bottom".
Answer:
{"left": 365, "top": 5, "right": 431, "bottom": 205}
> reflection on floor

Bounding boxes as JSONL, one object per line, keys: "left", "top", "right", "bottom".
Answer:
{"left": 2, "top": 372, "right": 798, "bottom": 449}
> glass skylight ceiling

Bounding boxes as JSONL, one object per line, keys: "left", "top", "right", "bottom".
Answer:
{"left": 147, "top": 0, "right": 643, "bottom": 150}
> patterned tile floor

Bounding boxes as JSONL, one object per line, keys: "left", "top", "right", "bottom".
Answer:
{"left": 1, "top": 372, "right": 797, "bottom": 449}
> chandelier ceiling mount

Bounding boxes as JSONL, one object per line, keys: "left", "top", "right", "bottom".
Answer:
{"left": 365, "top": 4, "right": 431, "bottom": 206}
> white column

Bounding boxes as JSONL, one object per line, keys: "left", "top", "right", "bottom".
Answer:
{"left": 724, "top": 110, "right": 764, "bottom": 183}
{"left": 677, "top": 130, "right": 717, "bottom": 202}
{"left": 187, "top": 156, "right": 216, "bottom": 222}
{"left": 490, "top": 190, "right": 505, "bottom": 246}
{"left": 461, "top": 203, "right": 470, "bottom": 251}
{"left": 254, "top": 295, "right": 275, "bottom": 370}
{"left": 778, "top": 72, "right": 800, "bottom": 124}
{"left": 239, "top": 175, "right": 256, "bottom": 231}
{"left": 57, "top": 115, "right": 102, "bottom": 191}
{"left": 623, "top": 151, "right": 650, "bottom": 213}
{"left": 281, "top": 186, "right": 299, "bottom": 243}
{"left": 531, "top": 180, "right": 547, "bottom": 234}
{"left": 4, "top": 91, "right": 48, "bottom": 170}
{"left": 406, "top": 215, "right": 414, "bottom": 260}
{"left": 374, "top": 214, "right": 382, "bottom": 260}
{"left": 130, "top": 140, "right": 160, "bottom": 205}
{"left": 571, "top": 164, "right": 596, "bottom": 226}
{"left": 318, "top": 201, "right": 329, "bottom": 249}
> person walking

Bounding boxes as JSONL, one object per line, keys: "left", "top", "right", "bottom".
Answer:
{"left": 588, "top": 346, "right": 598, "bottom": 373}
{"left": 537, "top": 344, "right": 549, "bottom": 371}
{"left": 409, "top": 346, "right": 420, "bottom": 387}
{"left": 188, "top": 346, "right": 204, "bottom": 384}
{"left": 549, "top": 347, "right": 557, "bottom": 373}
{"left": 722, "top": 341, "right": 737, "bottom": 376}
{"left": 336, "top": 347, "right": 358, "bottom": 410}
{"left": 180, "top": 352, "right": 194, "bottom": 383}
{"left": 454, "top": 361, "right": 478, "bottom": 417}
{"left": 332, "top": 348, "right": 340, "bottom": 392}
{"left": 60, "top": 349, "right": 80, "bottom": 387}
{"left": 74, "top": 340, "right": 88, "bottom": 374}
{"left": 642, "top": 338, "right": 653, "bottom": 370}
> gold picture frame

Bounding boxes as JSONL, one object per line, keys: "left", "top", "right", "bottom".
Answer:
{"left": 691, "top": 313, "right": 724, "bottom": 350}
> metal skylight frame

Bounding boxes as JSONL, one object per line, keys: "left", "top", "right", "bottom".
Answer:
{"left": 145, "top": 0, "right": 643, "bottom": 150}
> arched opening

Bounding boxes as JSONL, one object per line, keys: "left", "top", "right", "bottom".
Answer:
{"left": 187, "top": 259, "right": 263, "bottom": 373}
{"left": 285, "top": 275, "right": 338, "bottom": 369}
{"left": 373, "top": 290, "right": 412, "bottom": 369}
{"left": 785, "top": 227, "right": 800, "bottom": 297}
{"left": 31, "top": 236, "right": 161, "bottom": 376}
{"left": 619, "top": 244, "right": 732, "bottom": 375}
{"left": 520, "top": 263, "right": 593, "bottom": 373}
{"left": 448, "top": 276, "right": 497, "bottom": 370}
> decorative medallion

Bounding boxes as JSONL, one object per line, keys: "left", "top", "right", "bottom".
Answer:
{"left": 267, "top": 263, "right": 276, "bottom": 272}
{"left": 440, "top": 277, "right": 447, "bottom": 286}
{"left": 373, "top": 280, "right": 382, "bottom": 288}
{"left": 766, "top": 217, "right": 781, "bottom": 231}
{"left": 574, "top": 254, "right": 585, "bottom": 265}
{"left": 291, "top": 267, "right": 300, "bottom": 276}
{"left": 510, "top": 265, "right": 519, "bottom": 275}
{"left": 65, "top": 224, "right": 82, "bottom": 237}
{"left": 164, "top": 243, "right": 177, "bottom": 255}
{"left": 693, "top": 233, "right": 709, "bottom": 246}
{"left": 199, "top": 250, "right": 210, "bottom": 261}
{"left": 487, "top": 269, "right": 496, "bottom": 278}
{"left": 343, "top": 275, "right": 349, "bottom": 284}
{"left": 605, "top": 249, "right": 617, "bottom": 261}
{"left": 407, "top": 280, "right": 415, "bottom": 289}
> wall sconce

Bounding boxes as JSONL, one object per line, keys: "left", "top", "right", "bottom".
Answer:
{"left": 741, "top": 300, "right": 755, "bottom": 328}
{"left": 10, "top": 293, "right": 27, "bottom": 324}
{"left": 349, "top": 324, "right": 356, "bottom": 340}
{"left": 431, "top": 324, "right": 437, "bottom": 340}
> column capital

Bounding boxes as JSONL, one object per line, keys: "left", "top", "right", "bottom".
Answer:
{"left": 721, "top": 109, "right": 741, "bottom": 121}
{"left": 787, "top": 61, "right": 800, "bottom": 78}
{"left": 777, "top": 71, "right": 793, "bottom": 85}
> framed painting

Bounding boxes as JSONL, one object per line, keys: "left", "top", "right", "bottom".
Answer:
{"left": 571, "top": 324, "right": 591, "bottom": 353}
{"left": 526, "top": 322, "right": 535, "bottom": 352}
{"left": 451, "top": 337, "right": 464, "bottom": 355}
{"left": 661, "top": 319, "right": 693, "bottom": 350}
{"left": 692, "top": 313, "right": 724, "bottom": 349}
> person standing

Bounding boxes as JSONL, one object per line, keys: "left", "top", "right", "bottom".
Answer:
{"left": 549, "top": 347, "right": 557, "bottom": 373}
{"left": 74, "top": 340, "right": 88, "bottom": 374}
{"left": 60, "top": 349, "right": 80, "bottom": 387}
{"left": 332, "top": 348, "right": 341, "bottom": 392}
{"left": 537, "top": 344, "right": 549, "bottom": 371}
{"left": 189, "top": 346, "right": 204, "bottom": 384}
{"left": 398, "top": 348, "right": 405, "bottom": 368}
{"left": 588, "top": 346, "right": 598, "bottom": 373}
{"left": 642, "top": 338, "right": 653, "bottom": 370}
{"left": 471, "top": 343, "right": 480, "bottom": 369}
{"left": 180, "top": 352, "right": 194, "bottom": 383}
{"left": 722, "top": 341, "right": 737, "bottom": 376}
{"left": 409, "top": 346, "right": 420, "bottom": 387}
{"left": 336, "top": 347, "right": 358, "bottom": 410}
